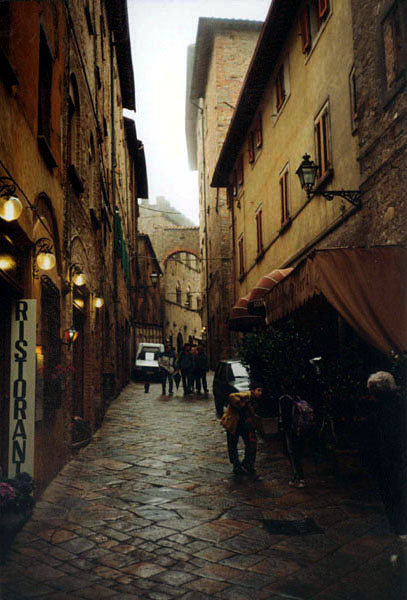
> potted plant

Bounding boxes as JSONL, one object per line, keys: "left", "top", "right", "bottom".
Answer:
{"left": 0, "top": 472, "right": 35, "bottom": 562}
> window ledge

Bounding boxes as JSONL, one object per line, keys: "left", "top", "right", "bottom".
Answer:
{"left": 68, "top": 164, "right": 85, "bottom": 193}
{"left": 279, "top": 217, "right": 292, "bottom": 234}
{"left": 255, "top": 249, "right": 265, "bottom": 262}
{"left": 38, "top": 135, "right": 57, "bottom": 169}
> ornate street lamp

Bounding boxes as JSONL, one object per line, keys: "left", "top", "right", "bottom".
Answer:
{"left": 33, "top": 237, "right": 56, "bottom": 278}
{"left": 0, "top": 177, "right": 23, "bottom": 222}
{"left": 296, "top": 154, "right": 361, "bottom": 207}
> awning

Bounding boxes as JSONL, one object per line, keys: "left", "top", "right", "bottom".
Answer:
{"left": 229, "top": 295, "right": 263, "bottom": 331}
{"left": 229, "top": 268, "right": 293, "bottom": 331}
{"left": 264, "top": 246, "right": 407, "bottom": 357}
{"left": 247, "top": 268, "right": 293, "bottom": 301}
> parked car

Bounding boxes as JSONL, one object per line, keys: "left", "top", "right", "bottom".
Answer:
{"left": 213, "top": 359, "right": 250, "bottom": 416}
{"left": 133, "top": 342, "right": 164, "bottom": 382}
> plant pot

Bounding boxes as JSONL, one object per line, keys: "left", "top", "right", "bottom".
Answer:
{"left": 0, "top": 510, "right": 31, "bottom": 562}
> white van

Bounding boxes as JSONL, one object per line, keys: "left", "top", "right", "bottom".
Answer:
{"left": 134, "top": 342, "right": 164, "bottom": 381}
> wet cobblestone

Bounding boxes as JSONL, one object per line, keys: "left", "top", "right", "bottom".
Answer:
{"left": 0, "top": 379, "right": 405, "bottom": 599}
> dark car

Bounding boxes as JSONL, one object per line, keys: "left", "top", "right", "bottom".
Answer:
{"left": 213, "top": 359, "right": 250, "bottom": 416}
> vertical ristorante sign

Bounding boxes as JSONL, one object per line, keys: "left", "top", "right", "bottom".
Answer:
{"left": 8, "top": 300, "right": 36, "bottom": 477}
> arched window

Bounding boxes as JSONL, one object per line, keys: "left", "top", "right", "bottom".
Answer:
{"left": 176, "top": 281, "right": 181, "bottom": 305}
{"left": 186, "top": 286, "right": 192, "bottom": 309}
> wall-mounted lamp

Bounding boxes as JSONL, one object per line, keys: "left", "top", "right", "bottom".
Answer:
{"left": 0, "top": 177, "right": 23, "bottom": 222}
{"left": 33, "top": 237, "right": 56, "bottom": 278}
{"left": 149, "top": 271, "right": 159, "bottom": 288}
{"left": 296, "top": 154, "right": 361, "bottom": 207}
{"left": 94, "top": 296, "right": 104, "bottom": 308}
{"left": 71, "top": 263, "right": 87, "bottom": 286}
{"left": 62, "top": 327, "right": 79, "bottom": 350}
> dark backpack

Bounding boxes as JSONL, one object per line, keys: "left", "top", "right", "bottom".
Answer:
{"left": 291, "top": 396, "right": 315, "bottom": 437}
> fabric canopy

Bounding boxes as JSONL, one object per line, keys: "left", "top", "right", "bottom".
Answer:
{"left": 247, "top": 268, "right": 293, "bottom": 302}
{"left": 229, "top": 268, "right": 293, "bottom": 331}
{"left": 229, "top": 295, "right": 263, "bottom": 331}
{"left": 264, "top": 246, "right": 407, "bottom": 357}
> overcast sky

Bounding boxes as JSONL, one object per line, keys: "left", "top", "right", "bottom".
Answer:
{"left": 126, "top": 0, "right": 270, "bottom": 224}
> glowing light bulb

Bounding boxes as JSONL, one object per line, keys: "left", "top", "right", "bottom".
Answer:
{"left": 0, "top": 195, "right": 23, "bottom": 221}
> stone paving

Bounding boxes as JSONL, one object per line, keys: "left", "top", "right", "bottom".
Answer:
{"left": 0, "top": 378, "right": 405, "bottom": 599}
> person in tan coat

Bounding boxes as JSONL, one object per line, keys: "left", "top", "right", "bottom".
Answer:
{"left": 221, "top": 385, "right": 263, "bottom": 475}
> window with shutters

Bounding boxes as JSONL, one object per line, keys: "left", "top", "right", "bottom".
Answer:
{"left": 248, "top": 112, "right": 263, "bottom": 165}
{"left": 379, "top": 0, "right": 407, "bottom": 105}
{"left": 256, "top": 209, "right": 263, "bottom": 255}
{"left": 237, "top": 154, "right": 244, "bottom": 186}
{"left": 279, "top": 167, "right": 290, "bottom": 226}
{"left": 275, "top": 65, "right": 286, "bottom": 112}
{"left": 238, "top": 236, "right": 245, "bottom": 278}
{"left": 314, "top": 102, "right": 332, "bottom": 182}
{"left": 300, "top": 0, "right": 331, "bottom": 55}
{"left": 248, "top": 131, "right": 255, "bottom": 164}
{"left": 349, "top": 66, "right": 358, "bottom": 133}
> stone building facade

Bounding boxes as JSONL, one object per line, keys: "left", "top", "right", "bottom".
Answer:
{"left": 0, "top": 0, "right": 146, "bottom": 494}
{"left": 138, "top": 196, "right": 202, "bottom": 350}
{"left": 211, "top": 0, "right": 406, "bottom": 361}
{"left": 186, "top": 18, "right": 263, "bottom": 367}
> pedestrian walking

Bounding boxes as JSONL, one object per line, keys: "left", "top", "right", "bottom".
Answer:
{"left": 360, "top": 371, "right": 407, "bottom": 538}
{"left": 279, "top": 377, "right": 314, "bottom": 488}
{"left": 194, "top": 344, "right": 209, "bottom": 395}
{"left": 221, "top": 384, "right": 263, "bottom": 476}
{"left": 177, "top": 343, "right": 194, "bottom": 395}
{"left": 158, "top": 343, "right": 176, "bottom": 396}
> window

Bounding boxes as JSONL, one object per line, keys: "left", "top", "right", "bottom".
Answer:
{"left": 38, "top": 28, "right": 53, "bottom": 144}
{"left": 275, "top": 65, "right": 286, "bottom": 112}
{"left": 255, "top": 113, "right": 263, "bottom": 148}
{"left": 237, "top": 154, "right": 244, "bottom": 186}
{"left": 238, "top": 236, "right": 244, "bottom": 277}
{"left": 280, "top": 168, "right": 290, "bottom": 225}
{"left": 300, "top": 0, "right": 331, "bottom": 54}
{"left": 248, "top": 112, "right": 263, "bottom": 164}
{"left": 380, "top": 0, "right": 407, "bottom": 102}
{"left": 176, "top": 282, "right": 181, "bottom": 305}
{"left": 68, "top": 75, "right": 79, "bottom": 165}
{"left": 314, "top": 103, "right": 332, "bottom": 181}
{"left": 248, "top": 131, "right": 255, "bottom": 164}
{"left": 349, "top": 66, "right": 358, "bottom": 132}
{"left": 256, "top": 209, "right": 263, "bottom": 255}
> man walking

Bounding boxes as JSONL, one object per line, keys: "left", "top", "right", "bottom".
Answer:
{"left": 177, "top": 343, "right": 194, "bottom": 395}
{"left": 221, "top": 384, "right": 263, "bottom": 476}
{"left": 194, "top": 344, "right": 209, "bottom": 394}
{"left": 158, "top": 343, "right": 176, "bottom": 396}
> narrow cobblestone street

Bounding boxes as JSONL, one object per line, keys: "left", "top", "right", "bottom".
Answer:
{"left": 1, "top": 379, "right": 404, "bottom": 600}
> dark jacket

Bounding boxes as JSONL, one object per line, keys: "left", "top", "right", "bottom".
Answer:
{"left": 194, "top": 350, "right": 208, "bottom": 371}
{"left": 178, "top": 351, "right": 194, "bottom": 371}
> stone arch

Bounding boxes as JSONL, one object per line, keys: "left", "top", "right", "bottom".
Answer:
{"left": 162, "top": 246, "right": 200, "bottom": 265}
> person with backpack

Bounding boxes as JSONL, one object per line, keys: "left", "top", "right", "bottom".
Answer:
{"left": 278, "top": 376, "right": 315, "bottom": 488}
{"left": 221, "top": 383, "right": 263, "bottom": 477}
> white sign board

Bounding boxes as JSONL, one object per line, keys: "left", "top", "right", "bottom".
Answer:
{"left": 8, "top": 299, "right": 36, "bottom": 477}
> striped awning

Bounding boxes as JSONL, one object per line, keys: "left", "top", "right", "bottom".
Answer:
{"left": 229, "top": 268, "right": 293, "bottom": 332}
{"left": 247, "top": 268, "right": 293, "bottom": 302}
{"left": 229, "top": 295, "right": 263, "bottom": 331}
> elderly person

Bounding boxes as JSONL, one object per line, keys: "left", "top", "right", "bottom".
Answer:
{"left": 361, "top": 371, "right": 406, "bottom": 538}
